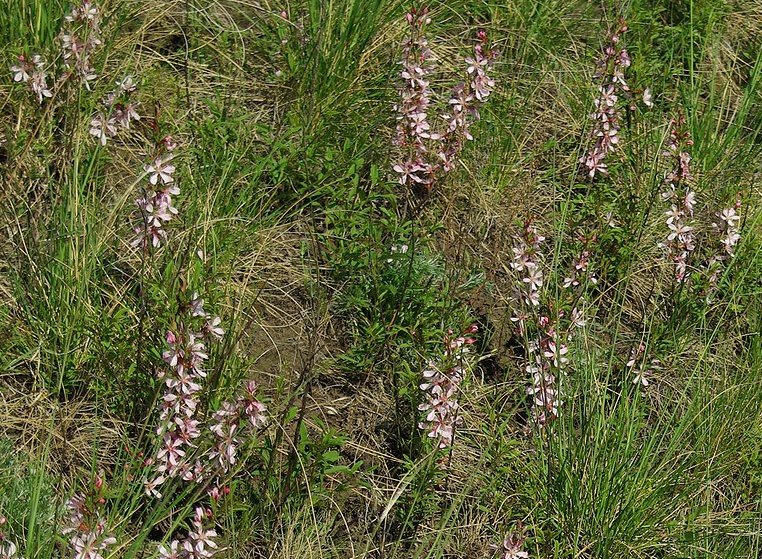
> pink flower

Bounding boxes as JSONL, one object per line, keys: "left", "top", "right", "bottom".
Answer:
{"left": 642, "top": 87, "right": 653, "bottom": 107}
{"left": 163, "top": 331, "right": 182, "bottom": 367}
{"left": 30, "top": 69, "right": 52, "bottom": 103}
{"left": 158, "top": 540, "right": 182, "bottom": 559}
{"left": 145, "top": 155, "right": 176, "bottom": 185}
{"left": 144, "top": 475, "right": 165, "bottom": 499}
{"left": 523, "top": 266, "right": 543, "bottom": 292}
{"left": 633, "top": 368, "right": 649, "bottom": 386}
{"left": 117, "top": 75, "right": 136, "bottom": 92}
{"left": 491, "top": 532, "right": 529, "bottom": 559}
{"left": 203, "top": 316, "right": 225, "bottom": 340}
{"left": 113, "top": 103, "right": 140, "bottom": 129}
{"left": 10, "top": 55, "right": 31, "bottom": 82}
{"left": 571, "top": 307, "right": 586, "bottom": 328}
{"left": 543, "top": 340, "right": 569, "bottom": 367}
{"left": 157, "top": 433, "right": 186, "bottom": 470}
{"left": 241, "top": 385, "right": 267, "bottom": 429}
{"left": 163, "top": 136, "right": 178, "bottom": 151}
{"left": 89, "top": 114, "right": 117, "bottom": 145}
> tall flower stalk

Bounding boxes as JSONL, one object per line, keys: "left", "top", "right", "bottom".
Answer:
{"left": 510, "top": 222, "right": 584, "bottom": 427}
{"left": 418, "top": 325, "right": 478, "bottom": 449}
{"left": 580, "top": 20, "right": 632, "bottom": 178}
{"left": 145, "top": 293, "right": 225, "bottom": 497}
{"left": 658, "top": 113, "right": 696, "bottom": 283}
{"left": 132, "top": 138, "right": 179, "bottom": 250}
{"left": 62, "top": 476, "right": 117, "bottom": 559}
{"left": 145, "top": 293, "right": 268, "bottom": 501}
{"left": 208, "top": 380, "right": 268, "bottom": 476}
{"left": 60, "top": 0, "right": 102, "bottom": 88}
{"left": 393, "top": 7, "right": 497, "bottom": 191}
{"left": 524, "top": 314, "right": 570, "bottom": 426}
{"left": 510, "top": 221, "right": 545, "bottom": 310}
{"left": 706, "top": 195, "right": 742, "bottom": 290}
{"left": 437, "top": 30, "right": 497, "bottom": 174}
{"left": 393, "top": 7, "right": 437, "bottom": 189}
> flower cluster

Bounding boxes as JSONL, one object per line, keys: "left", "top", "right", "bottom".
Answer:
{"left": 524, "top": 314, "right": 571, "bottom": 426}
{"left": 9, "top": 54, "right": 52, "bottom": 103}
{"left": 89, "top": 76, "right": 140, "bottom": 145}
{"left": 508, "top": 223, "right": 588, "bottom": 426}
{"left": 418, "top": 325, "right": 478, "bottom": 448}
{"left": 393, "top": 7, "right": 437, "bottom": 188}
{"left": 704, "top": 196, "right": 742, "bottom": 293}
{"left": 658, "top": 114, "right": 696, "bottom": 282}
{"left": 490, "top": 531, "right": 529, "bottom": 559}
{"left": 713, "top": 201, "right": 743, "bottom": 257}
{"left": 393, "top": 8, "right": 497, "bottom": 190}
{"left": 437, "top": 30, "right": 498, "bottom": 173}
{"left": 0, "top": 516, "right": 21, "bottom": 559}
{"left": 9, "top": 1, "right": 105, "bottom": 104}
{"left": 60, "top": 0, "right": 102, "bottom": 87}
{"left": 145, "top": 293, "right": 224, "bottom": 498}
{"left": 710, "top": 196, "right": 742, "bottom": 258}
{"left": 62, "top": 476, "right": 117, "bottom": 559}
{"left": 626, "top": 342, "right": 661, "bottom": 387}
{"left": 132, "top": 139, "right": 179, "bottom": 249}
{"left": 563, "top": 248, "right": 598, "bottom": 289}
{"left": 510, "top": 221, "right": 545, "bottom": 308}
{"left": 580, "top": 20, "right": 631, "bottom": 178}
{"left": 208, "top": 380, "right": 268, "bottom": 475}
{"left": 158, "top": 507, "right": 218, "bottom": 559}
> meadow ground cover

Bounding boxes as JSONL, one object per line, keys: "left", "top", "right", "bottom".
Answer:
{"left": 1, "top": 0, "right": 761, "bottom": 558}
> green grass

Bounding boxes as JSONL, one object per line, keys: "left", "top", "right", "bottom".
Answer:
{"left": 0, "top": 0, "right": 760, "bottom": 558}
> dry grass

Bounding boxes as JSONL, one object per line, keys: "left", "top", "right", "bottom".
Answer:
{"left": 0, "top": 382, "right": 124, "bottom": 485}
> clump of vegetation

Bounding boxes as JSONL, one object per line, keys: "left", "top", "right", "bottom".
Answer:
{"left": 1, "top": 1, "right": 760, "bottom": 558}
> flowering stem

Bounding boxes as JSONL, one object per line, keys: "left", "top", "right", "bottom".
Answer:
{"left": 131, "top": 197, "right": 153, "bottom": 427}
